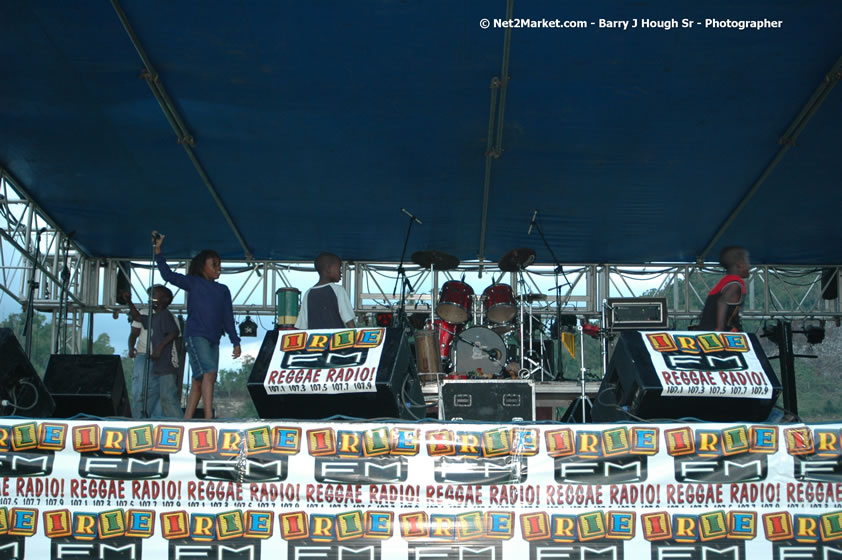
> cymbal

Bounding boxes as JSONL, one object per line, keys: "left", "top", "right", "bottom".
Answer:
{"left": 526, "top": 293, "right": 547, "bottom": 302}
{"left": 498, "top": 248, "right": 536, "bottom": 272}
{"left": 412, "top": 250, "right": 460, "bottom": 270}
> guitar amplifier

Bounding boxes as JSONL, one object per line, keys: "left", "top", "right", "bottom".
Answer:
{"left": 606, "top": 297, "right": 668, "bottom": 330}
{"left": 439, "top": 380, "right": 534, "bottom": 422}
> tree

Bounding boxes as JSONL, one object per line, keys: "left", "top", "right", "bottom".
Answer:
{"left": 0, "top": 312, "right": 52, "bottom": 374}
{"left": 216, "top": 355, "right": 257, "bottom": 418}
{"left": 82, "top": 332, "right": 116, "bottom": 355}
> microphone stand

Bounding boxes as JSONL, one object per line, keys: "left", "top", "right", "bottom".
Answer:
{"left": 54, "top": 234, "right": 72, "bottom": 354}
{"left": 141, "top": 235, "right": 157, "bottom": 418}
{"left": 391, "top": 213, "right": 417, "bottom": 334}
{"left": 531, "top": 216, "right": 569, "bottom": 381}
{"left": 23, "top": 229, "right": 43, "bottom": 359}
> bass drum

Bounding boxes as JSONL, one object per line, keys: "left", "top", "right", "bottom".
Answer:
{"left": 452, "top": 326, "right": 506, "bottom": 378}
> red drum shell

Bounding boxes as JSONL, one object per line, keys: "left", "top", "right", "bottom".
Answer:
{"left": 482, "top": 283, "right": 516, "bottom": 324}
{"left": 436, "top": 281, "right": 474, "bottom": 324}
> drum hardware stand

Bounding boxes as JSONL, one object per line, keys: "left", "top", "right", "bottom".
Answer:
{"left": 600, "top": 299, "right": 614, "bottom": 377}
{"left": 428, "top": 264, "right": 435, "bottom": 332}
{"left": 519, "top": 307, "right": 553, "bottom": 381}
{"left": 514, "top": 266, "right": 547, "bottom": 380}
{"left": 517, "top": 267, "right": 527, "bottom": 377}
{"left": 392, "top": 208, "right": 422, "bottom": 333}
{"left": 529, "top": 210, "right": 570, "bottom": 380}
{"left": 575, "top": 316, "right": 593, "bottom": 422}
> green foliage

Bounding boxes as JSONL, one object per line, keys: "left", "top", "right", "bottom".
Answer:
{"left": 0, "top": 312, "right": 52, "bottom": 374}
{"left": 83, "top": 333, "right": 116, "bottom": 355}
{"left": 216, "top": 355, "right": 258, "bottom": 418}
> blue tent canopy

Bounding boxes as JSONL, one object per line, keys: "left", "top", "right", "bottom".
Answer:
{"left": 1, "top": 1, "right": 840, "bottom": 264}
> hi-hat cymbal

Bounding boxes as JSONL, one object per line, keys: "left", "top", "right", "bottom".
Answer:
{"left": 498, "top": 248, "right": 536, "bottom": 272}
{"left": 412, "top": 250, "right": 460, "bottom": 270}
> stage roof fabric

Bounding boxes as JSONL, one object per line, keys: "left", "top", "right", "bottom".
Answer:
{"left": 1, "top": 1, "right": 841, "bottom": 265}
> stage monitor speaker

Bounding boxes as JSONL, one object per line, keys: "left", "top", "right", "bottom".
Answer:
{"left": 439, "top": 380, "right": 534, "bottom": 422}
{"left": 44, "top": 355, "right": 131, "bottom": 418}
{"left": 0, "top": 328, "right": 55, "bottom": 417}
{"left": 591, "top": 330, "right": 781, "bottom": 422}
{"left": 247, "top": 328, "right": 425, "bottom": 420}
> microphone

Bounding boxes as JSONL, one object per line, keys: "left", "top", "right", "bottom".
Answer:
{"left": 401, "top": 208, "right": 423, "bottom": 225}
{"left": 527, "top": 209, "right": 538, "bottom": 235}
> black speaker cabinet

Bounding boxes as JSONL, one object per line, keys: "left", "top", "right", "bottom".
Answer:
{"left": 247, "top": 328, "right": 424, "bottom": 420}
{"left": 439, "top": 380, "right": 534, "bottom": 422}
{"left": 44, "top": 355, "right": 131, "bottom": 418}
{"left": 0, "top": 329, "right": 55, "bottom": 417}
{"left": 591, "top": 331, "right": 781, "bottom": 422}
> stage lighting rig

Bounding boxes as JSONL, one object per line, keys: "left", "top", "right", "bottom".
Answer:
{"left": 239, "top": 316, "right": 258, "bottom": 337}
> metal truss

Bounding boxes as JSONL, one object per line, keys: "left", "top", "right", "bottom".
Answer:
{"left": 354, "top": 262, "right": 842, "bottom": 325}
{"left": 2, "top": 170, "right": 841, "bottom": 356}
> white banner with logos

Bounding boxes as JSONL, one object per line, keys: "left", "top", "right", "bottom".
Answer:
{"left": 1, "top": 418, "right": 841, "bottom": 559}
{"left": 263, "top": 328, "right": 388, "bottom": 394}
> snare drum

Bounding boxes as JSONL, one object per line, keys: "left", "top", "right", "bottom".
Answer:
{"left": 437, "top": 281, "right": 474, "bottom": 324}
{"left": 452, "top": 326, "right": 507, "bottom": 377}
{"left": 482, "top": 283, "right": 516, "bottom": 323}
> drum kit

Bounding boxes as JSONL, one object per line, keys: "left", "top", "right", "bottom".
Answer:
{"left": 411, "top": 248, "right": 559, "bottom": 381}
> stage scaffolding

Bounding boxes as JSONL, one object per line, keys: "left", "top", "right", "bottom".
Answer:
{"left": 1, "top": 171, "right": 841, "bottom": 356}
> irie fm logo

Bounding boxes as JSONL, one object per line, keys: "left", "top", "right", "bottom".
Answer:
{"left": 426, "top": 427, "right": 535, "bottom": 485}
{"left": 278, "top": 329, "right": 384, "bottom": 369}
{"left": 308, "top": 426, "right": 417, "bottom": 484}
{"left": 189, "top": 425, "right": 301, "bottom": 482}
{"left": 665, "top": 425, "right": 775, "bottom": 483}
{"left": 785, "top": 427, "right": 842, "bottom": 482}
{"left": 544, "top": 427, "right": 655, "bottom": 484}
{"left": 0, "top": 421, "right": 64, "bottom": 477}
{"left": 645, "top": 332, "right": 751, "bottom": 371}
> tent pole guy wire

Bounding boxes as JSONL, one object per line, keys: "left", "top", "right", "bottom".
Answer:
{"left": 697, "top": 53, "right": 842, "bottom": 264}
{"left": 478, "top": 0, "right": 515, "bottom": 275}
{"left": 110, "top": 0, "right": 254, "bottom": 261}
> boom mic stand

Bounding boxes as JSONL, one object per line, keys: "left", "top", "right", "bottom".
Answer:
{"left": 140, "top": 234, "right": 158, "bottom": 418}
{"left": 54, "top": 232, "right": 74, "bottom": 354}
{"left": 530, "top": 212, "right": 569, "bottom": 380}
{"left": 391, "top": 209, "right": 421, "bottom": 333}
{"left": 23, "top": 228, "right": 45, "bottom": 359}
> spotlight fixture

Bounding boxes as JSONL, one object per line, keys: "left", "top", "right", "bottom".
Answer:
{"left": 239, "top": 316, "right": 258, "bottom": 338}
{"left": 805, "top": 324, "right": 825, "bottom": 345}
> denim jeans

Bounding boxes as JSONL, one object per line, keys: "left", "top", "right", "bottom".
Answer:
{"left": 147, "top": 373, "right": 181, "bottom": 418}
{"left": 130, "top": 353, "right": 149, "bottom": 418}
